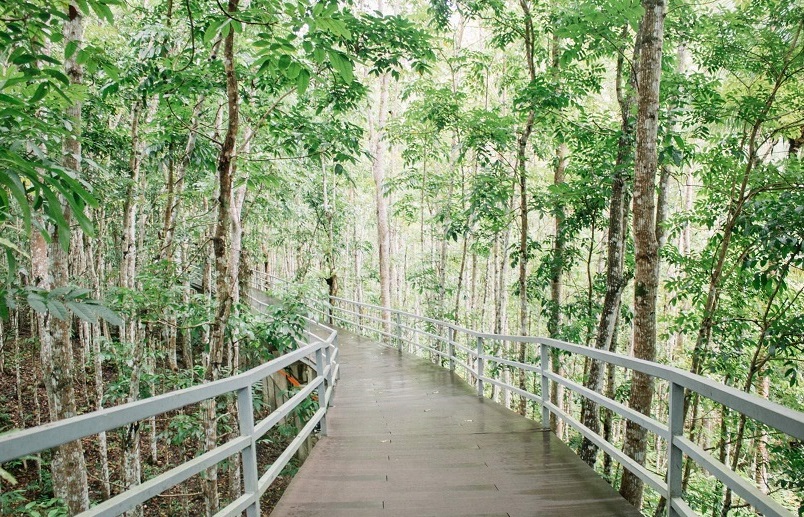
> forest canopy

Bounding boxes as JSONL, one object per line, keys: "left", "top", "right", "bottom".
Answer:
{"left": 1, "top": 0, "right": 803, "bottom": 516}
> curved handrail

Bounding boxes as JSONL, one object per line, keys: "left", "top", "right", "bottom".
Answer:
{"left": 255, "top": 270, "right": 804, "bottom": 517}
{"left": 0, "top": 292, "right": 339, "bottom": 517}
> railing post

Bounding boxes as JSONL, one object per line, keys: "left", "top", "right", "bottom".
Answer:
{"left": 476, "top": 336, "right": 484, "bottom": 397}
{"left": 325, "top": 341, "right": 333, "bottom": 391}
{"left": 333, "top": 333, "right": 340, "bottom": 381}
{"left": 395, "top": 312, "right": 402, "bottom": 352}
{"left": 315, "top": 346, "right": 328, "bottom": 436}
{"left": 540, "top": 342, "right": 550, "bottom": 429}
{"left": 667, "top": 382, "right": 684, "bottom": 516}
{"left": 237, "top": 386, "right": 260, "bottom": 517}
{"left": 448, "top": 327, "right": 456, "bottom": 372}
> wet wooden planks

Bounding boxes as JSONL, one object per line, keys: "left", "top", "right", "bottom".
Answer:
{"left": 270, "top": 329, "right": 642, "bottom": 517}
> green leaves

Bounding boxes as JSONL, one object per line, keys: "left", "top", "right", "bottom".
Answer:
{"left": 316, "top": 15, "right": 351, "bottom": 39}
{"left": 23, "top": 287, "right": 124, "bottom": 326}
{"left": 326, "top": 50, "right": 353, "bottom": 83}
{"left": 296, "top": 68, "right": 311, "bottom": 95}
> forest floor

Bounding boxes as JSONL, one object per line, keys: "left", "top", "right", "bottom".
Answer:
{"left": 0, "top": 332, "right": 302, "bottom": 516}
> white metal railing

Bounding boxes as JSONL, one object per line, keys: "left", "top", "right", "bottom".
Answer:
{"left": 0, "top": 292, "right": 338, "bottom": 517}
{"left": 253, "top": 271, "right": 804, "bottom": 517}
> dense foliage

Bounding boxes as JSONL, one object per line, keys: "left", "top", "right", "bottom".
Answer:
{"left": 0, "top": 0, "right": 802, "bottom": 515}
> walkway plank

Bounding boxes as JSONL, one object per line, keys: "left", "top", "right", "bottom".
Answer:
{"left": 271, "top": 328, "right": 642, "bottom": 517}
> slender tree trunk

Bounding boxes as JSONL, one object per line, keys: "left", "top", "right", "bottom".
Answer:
{"left": 454, "top": 234, "right": 468, "bottom": 323}
{"left": 544, "top": 30, "right": 569, "bottom": 426}
{"left": 620, "top": 0, "right": 665, "bottom": 507}
{"left": 32, "top": 4, "right": 91, "bottom": 512}
{"left": 516, "top": 0, "right": 536, "bottom": 417}
{"left": 372, "top": 71, "right": 392, "bottom": 331}
{"left": 160, "top": 96, "right": 205, "bottom": 262}
{"left": 225, "top": 125, "right": 252, "bottom": 502}
{"left": 204, "top": 2, "right": 240, "bottom": 513}
{"left": 579, "top": 25, "right": 638, "bottom": 467}
{"left": 755, "top": 374, "right": 770, "bottom": 495}
{"left": 323, "top": 159, "right": 338, "bottom": 324}
{"left": 602, "top": 317, "right": 621, "bottom": 480}
{"left": 83, "top": 232, "right": 111, "bottom": 499}
{"left": 158, "top": 95, "right": 205, "bottom": 373}
{"left": 120, "top": 98, "right": 145, "bottom": 516}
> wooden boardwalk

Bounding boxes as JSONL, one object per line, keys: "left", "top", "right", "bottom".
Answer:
{"left": 271, "top": 328, "right": 643, "bottom": 517}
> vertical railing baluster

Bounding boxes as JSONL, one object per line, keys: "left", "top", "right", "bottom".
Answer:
{"left": 476, "top": 336, "right": 485, "bottom": 397}
{"left": 237, "top": 386, "right": 260, "bottom": 517}
{"left": 315, "top": 346, "right": 328, "bottom": 436}
{"left": 540, "top": 342, "right": 549, "bottom": 429}
{"left": 667, "top": 382, "right": 684, "bottom": 516}
{"left": 325, "top": 340, "right": 333, "bottom": 400}
{"left": 448, "top": 327, "right": 456, "bottom": 372}
{"left": 395, "top": 312, "right": 402, "bottom": 352}
{"left": 334, "top": 333, "right": 340, "bottom": 381}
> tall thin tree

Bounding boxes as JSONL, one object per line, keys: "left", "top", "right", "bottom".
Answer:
{"left": 620, "top": 0, "right": 666, "bottom": 507}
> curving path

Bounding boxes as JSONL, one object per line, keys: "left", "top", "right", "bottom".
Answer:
{"left": 271, "top": 328, "right": 643, "bottom": 517}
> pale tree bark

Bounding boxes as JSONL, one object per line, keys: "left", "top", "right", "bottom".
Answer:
{"left": 371, "top": 71, "right": 392, "bottom": 331}
{"left": 579, "top": 24, "right": 638, "bottom": 467}
{"left": 516, "top": 0, "right": 536, "bottom": 417}
{"left": 204, "top": 1, "right": 240, "bottom": 512}
{"left": 160, "top": 97, "right": 205, "bottom": 262}
{"left": 121, "top": 99, "right": 145, "bottom": 515}
{"left": 84, "top": 231, "right": 111, "bottom": 499}
{"left": 225, "top": 124, "right": 253, "bottom": 501}
{"left": 493, "top": 213, "right": 512, "bottom": 337}
{"left": 649, "top": 40, "right": 691, "bottom": 517}
{"left": 602, "top": 316, "right": 622, "bottom": 479}
{"left": 323, "top": 159, "right": 338, "bottom": 324}
{"left": 620, "top": 0, "right": 665, "bottom": 507}
{"left": 494, "top": 207, "right": 513, "bottom": 406}
{"left": 544, "top": 30, "right": 569, "bottom": 427}
{"left": 31, "top": 3, "right": 91, "bottom": 513}
{"left": 159, "top": 97, "right": 205, "bottom": 372}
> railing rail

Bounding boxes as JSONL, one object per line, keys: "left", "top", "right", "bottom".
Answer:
{"left": 0, "top": 289, "right": 339, "bottom": 517}
{"left": 254, "top": 271, "right": 804, "bottom": 517}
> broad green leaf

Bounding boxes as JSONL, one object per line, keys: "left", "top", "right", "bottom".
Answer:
{"left": 203, "top": 18, "right": 225, "bottom": 45}
{"left": 65, "top": 300, "right": 99, "bottom": 324}
{"left": 27, "top": 293, "right": 47, "bottom": 314}
{"left": 0, "top": 172, "right": 32, "bottom": 228}
{"left": 297, "top": 68, "right": 311, "bottom": 95}
{"left": 46, "top": 299, "right": 70, "bottom": 321}
{"left": 50, "top": 286, "right": 73, "bottom": 297}
{"left": 327, "top": 50, "right": 353, "bottom": 82}
{"left": 30, "top": 82, "right": 49, "bottom": 103}
{"left": 90, "top": 1, "right": 114, "bottom": 23}
{"left": 93, "top": 304, "right": 124, "bottom": 327}
{"left": 65, "top": 41, "right": 79, "bottom": 59}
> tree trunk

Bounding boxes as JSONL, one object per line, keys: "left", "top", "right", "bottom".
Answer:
{"left": 545, "top": 29, "right": 569, "bottom": 426}
{"left": 516, "top": 0, "right": 536, "bottom": 417}
{"left": 121, "top": 99, "right": 145, "bottom": 516}
{"left": 579, "top": 24, "right": 638, "bottom": 467}
{"left": 372, "top": 71, "right": 392, "bottom": 331}
{"left": 619, "top": 0, "right": 665, "bottom": 508}
{"left": 225, "top": 125, "right": 251, "bottom": 502}
{"left": 204, "top": 1, "right": 240, "bottom": 513}
{"left": 32, "top": 4, "right": 91, "bottom": 512}
{"left": 160, "top": 97, "right": 203, "bottom": 372}
{"left": 323, "top": 159, "right": 338, "bottom": 324}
